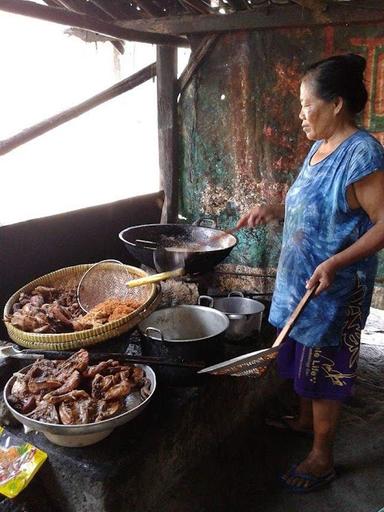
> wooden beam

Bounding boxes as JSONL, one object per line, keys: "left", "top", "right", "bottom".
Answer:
{"left": 180, "top": 0, "right": 212, "bottom": 14}
{"left": 52, "top": 0, "right": 125, "bottom": 53}
{"left": 0, "top": 63, "right": 156, "bottom": 156}
{"left": 178, "top": 34, "right": 219, "bottom": 94}
{"left": 0, "top": 0, "right": 189, "bottom": 46}
{"left": 134, "top": 0, "right": 163, "bottom": 17}
{"left": 156, "top": 46, "right": 178, "bottom": 223}
{"left": 118, "top": 2, "right": 384, "bottom": 34}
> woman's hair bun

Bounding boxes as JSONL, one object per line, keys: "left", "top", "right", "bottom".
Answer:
{"left": 304, "top": 53, "right": 368, "bottom": 114}
{"left": 345, "top": 53, "right": 366, "bottom": 75}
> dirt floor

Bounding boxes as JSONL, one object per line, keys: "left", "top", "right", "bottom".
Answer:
{"left": 155, "top": 309, "right": 384, "bottom": 512}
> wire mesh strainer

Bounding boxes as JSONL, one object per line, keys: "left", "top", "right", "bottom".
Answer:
{"left": 76, "top": 260, "right": 153, "bottom": 313}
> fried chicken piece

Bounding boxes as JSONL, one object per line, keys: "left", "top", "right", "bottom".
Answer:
{"left": 25, "top": 359, "right": 58, "bottom": 380}
{"left": 8, "top": 374, "right": 38, "bottom": 414}
{"left": 57, "top": 392, "right": 97, "bottom": 425}
{"left": 27, "top": 400, "right": 60, "bottom": 424}
{"left": 130, "top": 366, "right": 145, "bottom": 385}
{"left": 10, "top": 312, "right": 42, "bottom": 333}
{"left": 10, "top": 373, "right": 29, "bottom": 398}
{"left": 103, "top": 380, "right": 131, "bottom": 401}
{"left": 56, "top": 349, "right": 89, "bottom": 377}
{"left": 82, "top": 359, "right": 117, "bottom": 379}
{"left": 91, "top": 373, "right": 116, "bottom": 399}
{"left": 95, "top": 399, "right": 124, "bottom": 422}
{"left": 32, "top": 286, "right": 58, "bottom": 302}
{"left": 43, "top": 370, "right": 81, "bottom": 399}
{"left": 28, "top": 377, "right": 62, "bottom": 394}
{"left": 47, "top": 389, "right": 90, "bottom": 405}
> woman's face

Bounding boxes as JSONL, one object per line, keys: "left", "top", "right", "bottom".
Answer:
{"left": 299, "top": 79, "right": 340, "bottom": 141}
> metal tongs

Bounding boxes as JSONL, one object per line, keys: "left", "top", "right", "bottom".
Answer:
{"left": 0, "top": 345, "right": 204, "bottom": 369}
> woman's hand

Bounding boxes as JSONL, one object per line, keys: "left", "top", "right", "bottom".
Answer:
{"left": 236, "top": 204, "right": 284, "bottom": 228}
{"left": 306, "top": 259, "right": 339, "bottom": 295}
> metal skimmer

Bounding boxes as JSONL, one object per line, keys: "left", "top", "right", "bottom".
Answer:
{"left": 198, "top": 286, "right": 317, "bottom": 378}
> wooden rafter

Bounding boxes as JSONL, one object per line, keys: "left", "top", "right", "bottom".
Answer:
{"left": 0, "top": 0, "right": 189, "bottom": 46}
{"left": 134, "top": 0, "right": 164, "bottom": 17}
{"left": 51, "top": 0, "right": 125, "bottom": 53}
{"left": 178, "top": 34, "right": 219, "bottom": 94}
{"left": 118, "top": 2, "right": 384, "bottom": 34}
{"left": 0, "top": 63, "right": 156, "bottom": 156}
{"left": 180, "top": 0, "right": 212, "bottom": 14}
{"left": 291, "top": 0, "right": 328, "bottom": 12}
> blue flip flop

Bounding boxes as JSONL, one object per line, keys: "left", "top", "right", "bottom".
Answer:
{"left": 281, "top": 464, "right": 336, "bottom": 493}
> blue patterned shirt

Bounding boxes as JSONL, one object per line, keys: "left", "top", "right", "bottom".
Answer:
{"left": 269, "top": 130, "right": 384, "bottom": 347}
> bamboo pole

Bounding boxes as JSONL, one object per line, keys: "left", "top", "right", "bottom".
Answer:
{"left": 0, "top": 63, "right": 156, "bottom": 156}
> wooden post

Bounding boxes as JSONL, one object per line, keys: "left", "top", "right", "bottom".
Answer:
{"left": 157, "top": 45, "right": 178, "bottom": 224}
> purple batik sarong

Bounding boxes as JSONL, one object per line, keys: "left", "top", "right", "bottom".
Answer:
{"left": 276, "top": 282, "right": 364, "bottom": 400}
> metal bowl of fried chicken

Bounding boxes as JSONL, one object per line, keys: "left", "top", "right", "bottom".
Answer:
{"left": 3, "top": 349, "right": 156, "bottom": 447}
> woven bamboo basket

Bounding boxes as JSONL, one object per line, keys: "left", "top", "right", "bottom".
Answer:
{"left": 3, "top": 264, "right": 161, "bottom": 350}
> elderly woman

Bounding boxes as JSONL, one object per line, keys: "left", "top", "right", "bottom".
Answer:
{"left": 237, "top": 54, "right": 384, "bottom": 493}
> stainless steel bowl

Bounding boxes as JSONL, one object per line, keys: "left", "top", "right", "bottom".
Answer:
{"left": 3, "top": 364, "right": 156, "bottom": 447}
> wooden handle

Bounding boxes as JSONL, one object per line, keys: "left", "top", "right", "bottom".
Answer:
{"left": 126, "top": 268, "right": 184, "bottom": 288}
{"left": 272, "top": 285, "right": 317, "bottom": 348}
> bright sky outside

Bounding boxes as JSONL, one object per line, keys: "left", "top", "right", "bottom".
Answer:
{"left": 0, "top": 11, "right": 190, "bottom": 226}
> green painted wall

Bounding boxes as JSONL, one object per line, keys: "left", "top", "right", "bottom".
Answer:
{"left": 179, "top": 26, "right": 384, "bottom": 284}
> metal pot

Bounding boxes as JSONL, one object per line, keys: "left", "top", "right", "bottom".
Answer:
{"left": 137, "top": 305, "right": 229, "bottom": 384}
{"left": 118, "top": 223, "right": 237, "bottom": 273}
{"left": 198, "top": 292, "right": 265, "bottom": 342}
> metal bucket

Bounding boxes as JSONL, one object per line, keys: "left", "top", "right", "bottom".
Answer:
{"left": 198, "top": 292, "right": 265, "bottom": 342}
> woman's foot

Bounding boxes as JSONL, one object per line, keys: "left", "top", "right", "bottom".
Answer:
{"left": 281, "top": 452, "right": 335, "bottom": 492}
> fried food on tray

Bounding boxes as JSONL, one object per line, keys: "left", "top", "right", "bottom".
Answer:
{"left": 8, "top": 349, "right": 150, "bottom": 425}
{"left": 5, "top": 286, "right": 143, "bottom": 334}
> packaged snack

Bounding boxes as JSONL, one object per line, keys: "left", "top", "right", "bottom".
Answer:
{"left": 0, "top": 427, "right": 47, "bottom": 498}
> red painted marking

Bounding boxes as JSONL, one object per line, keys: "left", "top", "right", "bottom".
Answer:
{"left": 350, "top": 37, "right": 384, "bottom": 127}
{"left": 323, "top": 26, "right": 335, "bottom": 57}
{"left": 376, "top": 53, "right": 384, "bottom": 116}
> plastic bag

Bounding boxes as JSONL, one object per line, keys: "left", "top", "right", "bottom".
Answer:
{"left": 0, "top": 426, "right": 47, "bottom": 498}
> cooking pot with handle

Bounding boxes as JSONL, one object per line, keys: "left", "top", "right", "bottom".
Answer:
{"left": 137, "top": 305, "right": 229, "bottom": 384}
{"left": 198, "top": 292, "right": 265, "bottom": 342}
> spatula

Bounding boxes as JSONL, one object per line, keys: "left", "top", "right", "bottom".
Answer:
{"left": 198, "top": 285, "right": 317, "bottom": 378}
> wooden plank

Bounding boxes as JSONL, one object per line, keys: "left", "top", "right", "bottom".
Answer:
{"left": 156, "top": 46, "right": 178, "bottom": 223}
{"left": 0, "top": 0, "right": 189, "bottom": 46}
{"left": 178, "top": 34, "right": 219, "bottom": 94}
{"left": 0, "top": 63, "right": 156, "bottom": 156}
{"left": 117, "top": 1, "right": 384, "bottom": 34}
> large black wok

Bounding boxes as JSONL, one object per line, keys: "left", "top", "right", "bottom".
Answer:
{"left": 118, "top": 224, "right": 237, "bottom": 274}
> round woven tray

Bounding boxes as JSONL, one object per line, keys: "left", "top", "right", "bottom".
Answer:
{"left": 3, "top": 264, "right": 161, "bottom": 350}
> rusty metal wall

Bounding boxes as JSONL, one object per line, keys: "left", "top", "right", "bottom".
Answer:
{"left": 179, "top": 25, "right": 384, "bottom": 284}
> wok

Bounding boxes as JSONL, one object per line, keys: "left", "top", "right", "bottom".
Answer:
{"left": 118, "top": 224, "right": 237, "bottom": 274}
